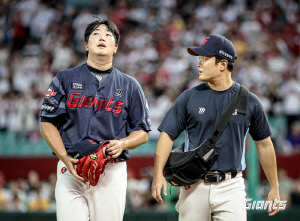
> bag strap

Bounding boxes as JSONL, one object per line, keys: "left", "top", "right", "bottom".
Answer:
{"left": 209, "top": 84, "right": 248, "bottom": 144}
{"left": 237, "top": 85, "right": 248, "bottom": 115}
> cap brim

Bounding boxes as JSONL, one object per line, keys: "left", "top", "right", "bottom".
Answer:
{"left": 74, "top": 139, "right": 109, "bottom": 156}
{"left": 187, "top": 47, "right": 215, "bottom": 57}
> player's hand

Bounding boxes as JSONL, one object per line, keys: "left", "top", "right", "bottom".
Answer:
{"left": 267, "top": 188, "right": 280, "bottom": 216}
{"left": 106, "top": 140, "right": 125, "bottom": 158}
{"left": 151, "top": 173, "right": 167, "bottom": 204}
{"left": 60, "top": 154, "right": 85, "bottom": 183}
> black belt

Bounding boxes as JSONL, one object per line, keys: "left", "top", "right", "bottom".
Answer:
{"left": 204, "top": 171, "right": 238, "bottom": 183}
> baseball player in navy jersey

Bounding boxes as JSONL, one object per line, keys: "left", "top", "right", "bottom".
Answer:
{"left": 40, "top": 19, "right": 151, "bottom": 221}
{"left": 151, "top": 35, "right": 280, "bottom": 220}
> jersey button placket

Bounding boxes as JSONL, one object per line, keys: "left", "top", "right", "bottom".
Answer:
{"left": 94, "top": 89, "right": 99, "bottom": 117}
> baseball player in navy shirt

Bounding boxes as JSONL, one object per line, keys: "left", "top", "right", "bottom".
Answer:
{"left": 40, "top": 19, "right": 151, "bottom": 221}
{"left": 151, "top": 35, "right": 280, "bottom": 220}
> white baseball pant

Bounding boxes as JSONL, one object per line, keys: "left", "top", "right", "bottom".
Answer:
{"left": 175, "top": 172, "right": 247, "bottom": 221}
{"left": 55, "top": 160, "right": 127, "bottom": 221}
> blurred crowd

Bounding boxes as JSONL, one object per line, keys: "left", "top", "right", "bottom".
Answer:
{"left": 0, "top": 170, "right": 56, "bottom": 213}
{"left": 1, "top": 167, "right": 300, "bottom": 213}
{"left": 258, "top": 168, "right": 300, "bottom": 209}
{"left": 0, "top": 168, "right": 179, "bottom": 213}
{"left": 0, "top": 0, "right": 300, "bottom": 153}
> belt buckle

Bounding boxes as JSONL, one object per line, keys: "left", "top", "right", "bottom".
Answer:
{"left": 204, "top": 172, "right": 222, "bottom": 183}
{"left": 204, "top": 172, "right": 215, "bottom": 183}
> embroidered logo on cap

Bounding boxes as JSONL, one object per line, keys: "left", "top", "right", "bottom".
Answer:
{"left": 202, "top": 37, "right": 210, "bottom": 45}
{"left": 219, "top": 50, "right": 233, "bottom": 60}
{"left": 89, "top": 140, "right": 97, "bottom": 144}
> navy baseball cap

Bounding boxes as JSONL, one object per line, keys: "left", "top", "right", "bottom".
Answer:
{"left": 187, "top": 34, "right": 237, "bottom": 62}
{"left": 73, "top": 139, "right": 109, "bottom": 156}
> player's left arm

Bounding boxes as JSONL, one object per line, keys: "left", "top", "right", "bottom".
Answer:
{"left": 106, "top": 130, "right": 148, "bottom": 158}
{"left": 255, "top": 137, "right": 280, "bottom": 216}
{"left": 106, "top": 79, "right": 150, "bottom": 158}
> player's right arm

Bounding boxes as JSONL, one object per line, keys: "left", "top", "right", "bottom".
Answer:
{"left": 40, "top": 122, "right": 85, "bottom": 183}
{"left": 152, "top": 91, "right": 188, "bottom": 203}
{"left": 40, "top": 73, "right": 84, "bottom": 183}
{"left": 151, "top": 132, "right": 174, "bottom": 204}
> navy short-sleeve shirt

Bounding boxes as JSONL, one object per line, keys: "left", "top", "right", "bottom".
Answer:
{"left": 158, "top": 82, "right": 271, "bottom": 172}
{"left": 40, "top": 63, "right": 151, "bottom": 161}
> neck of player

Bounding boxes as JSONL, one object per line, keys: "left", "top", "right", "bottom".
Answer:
{"left": 87, "top": 55, "right": 113, "bottom": 71}
{"left": 207, "top": 76, "right": 233, "bottom": 91}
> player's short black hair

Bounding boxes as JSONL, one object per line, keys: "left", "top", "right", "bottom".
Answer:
{"left": 215, "top": 55, "right": 234, "bottom": 72}
{"left": 84, "top": 18, "right": 120, "bottom": 57}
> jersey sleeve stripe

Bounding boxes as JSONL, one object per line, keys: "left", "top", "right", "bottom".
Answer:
{"left": 59, "top": 102, "right": 66, "bottom": 109}
{"left": 53, "top": 76, "right": 66, "bottom": 95}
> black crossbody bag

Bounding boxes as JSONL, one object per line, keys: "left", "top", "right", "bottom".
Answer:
{"left": 163, "top": 85, "right": 249, "bottom": 187}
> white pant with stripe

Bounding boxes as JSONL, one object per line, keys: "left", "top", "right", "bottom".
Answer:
{"left": 55, "top": 160, "right": 127, "bottom": 221}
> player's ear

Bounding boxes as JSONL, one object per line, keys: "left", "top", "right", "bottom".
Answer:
{"left": 114, "top": 44, "right": 118, "bottom": 54}
{"left": 85, "top": 42, "right": 88, "bottom": 53}
{"left": 220, "top": 59, "right": 228, "bottom": 71}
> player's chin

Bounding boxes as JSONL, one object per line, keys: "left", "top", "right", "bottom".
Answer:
{"left": 199, "top": 75, "right": 207, "bottom": 82}
{"left": 95, "top": 49, "right": 113, "bottom": 56}
{"left": 95, "top": 51, "right": 107, "bottom": 56}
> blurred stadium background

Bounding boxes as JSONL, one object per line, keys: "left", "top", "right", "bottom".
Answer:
{"left": 0, "top": 0, "right": 299, "bottom": 220}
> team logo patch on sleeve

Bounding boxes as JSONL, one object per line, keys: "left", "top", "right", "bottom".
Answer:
{"left": 72, "top": 82, "right": 85, "bottom": 90}
{"left": 44, "top": 87, "right": 57, "bottom": 99}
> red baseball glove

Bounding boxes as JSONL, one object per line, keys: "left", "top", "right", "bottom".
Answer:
{"left": 77, "top": 140, "right": 113, "bottom": 186}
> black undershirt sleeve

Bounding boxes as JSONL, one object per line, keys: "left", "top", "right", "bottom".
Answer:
{"left": 41, "top": 116, "right": 63, "bottom": 128}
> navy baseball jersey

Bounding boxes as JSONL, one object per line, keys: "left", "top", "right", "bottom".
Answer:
{"left": 40, "top": 63, "right": 151, "bottom": 160}
{"left": 158, "top": 82, "right": 272, "bottom": 172}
